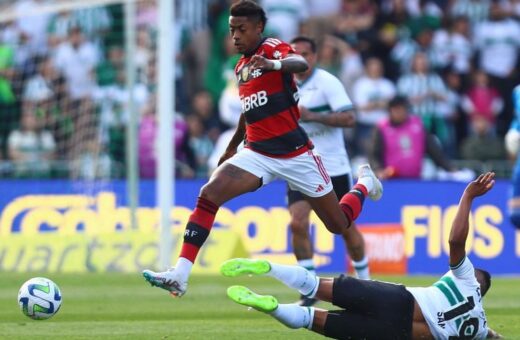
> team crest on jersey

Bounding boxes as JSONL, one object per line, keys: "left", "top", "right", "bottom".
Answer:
{"left": 240, "top": 65, "right": 250, "bottom": 82}
{"left": 238, "top": 64, "right": 263, "bottom": 83}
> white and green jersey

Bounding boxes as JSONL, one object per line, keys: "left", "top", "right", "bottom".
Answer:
{"left": 297, "top": 68, "right": 353, "bottom": 177}
{"left": 406, "top": 257, "right": 489, "bottom": 340}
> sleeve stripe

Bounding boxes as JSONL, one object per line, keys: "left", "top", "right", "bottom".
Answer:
{"left": 450, "top": 256, "right": 466, "bottom": 270}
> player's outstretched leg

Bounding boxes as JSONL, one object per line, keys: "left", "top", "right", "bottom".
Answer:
{"left": 221, "top": 258, "right": 319, "bottom": 298}
{"left": 227, "top": 285, "right": 314, "bottom": 329}
{"left": 337, "top": 164, "right": 383, "bottom": 226}
{"left": 357, "top": 164, "right": 383, "bottom": 201}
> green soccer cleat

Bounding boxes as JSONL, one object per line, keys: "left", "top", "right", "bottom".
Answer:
{"left": 220, "top": 258, "right": 271, "bottom": 277}
{"left": 227, "top": 285, "right": 278, "bottom": 313}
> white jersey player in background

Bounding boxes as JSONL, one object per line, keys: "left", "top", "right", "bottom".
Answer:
{"left": 221, "top": 172, "right": 502, "bottom": 339}
{"left": 286, "top": 36, "right": 370, "bottom": 306}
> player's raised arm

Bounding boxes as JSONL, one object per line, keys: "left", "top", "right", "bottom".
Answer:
{"left": 449, "top": 172, "right": 495, "bottom": 266}
{"left": 218, "top": 114, "right": 246, "bottom": 166}
{"left": 249, "top": 53, "right": 308, "bottom": 74}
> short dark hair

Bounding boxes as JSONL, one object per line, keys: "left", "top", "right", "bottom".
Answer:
{"left": 230, "top": 0, "right": 267, "bottom": 31}
{"left": 290, "top": 36, "right": 317, "bottom": 53}
{"left": 388, "top": 95, "right": 409, "bottom": 108}
{"left": 476, "top": 268, "right": 492, "bottom": 297}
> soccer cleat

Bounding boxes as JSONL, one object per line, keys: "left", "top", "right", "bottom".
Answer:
{"left": 220, "top": 258, "right": 271, "bottom": 277}
{"left": 227, "top": 285, "right": 278, "bottom": 313}
{"left": 142, "top": 268, "right": 187, "bottom": 297}
{"left": 357, "top": 164, "right": 383, "bottom": 201}
{"left": 296, "top": 294, "right": 318, "bottom": 307}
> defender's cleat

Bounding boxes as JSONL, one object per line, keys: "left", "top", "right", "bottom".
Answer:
{"left": 142, "top": 268, "right": 187, "bottom": 297}
{"left": 220, "top": 258, "right": 271, "bottom": 277}
{"left": 357, "top": 164, "right": 383, "bottom": 201}
{"left": 227, "top": 285, "right": 278, "bottom": 313}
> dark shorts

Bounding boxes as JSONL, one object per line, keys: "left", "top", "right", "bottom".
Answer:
{"left": 287, "top": 173, "right": 352, "bottom": 205}
{"left": 324, "top": 275, "right": 414, "bottom": 340}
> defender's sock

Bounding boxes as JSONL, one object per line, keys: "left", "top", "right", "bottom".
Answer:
{"left": 297, "top": 259, "right": 316, "bottom": 276}
{"left": 178, "top": 197, "right": 219, "bottom": 272}
{"left": 352, "top": 256, "right": 370, "bottom": 280}
{"left": 267, "top": 263, "right": 318, "bottom": 297}
{"left": 339, "top": 184, "right": 367, "bottom": 222}
{"left": 271, "top": 304, "right": 314, "bottom": 329}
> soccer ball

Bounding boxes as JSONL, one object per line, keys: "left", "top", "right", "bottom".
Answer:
{"left": 18, "top": 277, "right": 62, "bottom": 320}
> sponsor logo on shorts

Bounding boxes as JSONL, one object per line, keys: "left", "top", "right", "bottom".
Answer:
{"left": 315, "top": 184, "right": 325, "bottom": 193}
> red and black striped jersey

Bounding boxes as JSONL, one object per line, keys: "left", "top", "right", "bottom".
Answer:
{"left": 235, "top": 37, "right": 311, "bottom": 158}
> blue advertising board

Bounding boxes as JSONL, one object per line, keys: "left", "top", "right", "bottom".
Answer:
{"left": 0, "top": 179, "right": 517, "bottom": 274}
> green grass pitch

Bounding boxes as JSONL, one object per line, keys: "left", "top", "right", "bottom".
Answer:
{"left": 1, "top": 273, "right": 519, "bottom": 339}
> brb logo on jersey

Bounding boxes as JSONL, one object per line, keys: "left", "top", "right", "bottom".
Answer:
{"left": 241, "top": 90, "right": 268, "bottom": 112}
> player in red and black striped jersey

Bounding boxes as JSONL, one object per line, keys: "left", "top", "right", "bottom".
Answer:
{"left": 142, "top": 0, "right": 383, "bottom": 298}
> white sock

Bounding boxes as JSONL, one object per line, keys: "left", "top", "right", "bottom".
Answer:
{"left": 352, "top": 256, "right": 370, "bottom": 280}
{"left": 357, "top": 176, "right": 373, "bottom": 194}
{"left": 297, "top": 259, "right": 316, "bottom": 276}
{"left": 271, "top": 304, "right": 314, "bottom": 329}
{"left": 267, "top": 262, "right": 318, "bottom": 297}
{"left": 175, "top": 257, "right": 193, "bottom": 281}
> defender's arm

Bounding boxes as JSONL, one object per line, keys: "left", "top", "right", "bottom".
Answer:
{"left": 449, "top": 172, "right": 495, "bottom": 266}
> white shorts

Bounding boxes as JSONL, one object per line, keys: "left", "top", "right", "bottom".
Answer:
{"left": 225, "top": 148, "right": 333, "bottom": 197}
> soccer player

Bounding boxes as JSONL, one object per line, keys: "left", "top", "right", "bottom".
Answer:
{"left": 507, "top": 84, "right": 520, "bottom": 228}
{"left": 287, "top": 36, "right": 370, "bottom": 306}
{"left": 222, "top": 172, "right": 502, "bottom": 339}
{"left": 142, "top": 0, "right": 382, "bottom": 297}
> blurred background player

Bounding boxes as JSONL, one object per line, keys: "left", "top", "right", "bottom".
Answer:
{"left": 287, "top": 36, "right": 370, "bottom": 307}
{"left": 222, "top": 172, "right": 502, "bottom": 339}
{"left": 507, "top": 83, "right": 520, "bottom": 228}
{"left": 142, "top": 0, "right": 382, "bottom": 298}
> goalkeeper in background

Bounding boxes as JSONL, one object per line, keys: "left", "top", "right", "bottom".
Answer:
{"left": 222, "top": 172, "right": 502, "bottom": 339}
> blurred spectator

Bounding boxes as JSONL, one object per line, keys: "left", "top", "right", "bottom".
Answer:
{"left": 352, "top": 57, "right": 396, "bottom": 156}
{"left": 47, "top": 10, "right": 75, "bottom": 49}
{"left": 307, "top": 0, "right": 342, "bottom": 17}
{"left": 8, "top": 107, "right": 55, "bottom": 178}
{"left": 333, "top": 0, "right": 377, "bottom": 53}
{"left": 190, "top": 90, "right": 221, "bottom": 143}
{"left": 437, "top": 68, "right": 462, "bottom": 156}
{"left": 96, "top": 45, "right": 124, "bottom": 87}
{"left": 186, "top": 114, "right": 214, "bottom": 178}
{"left": 432, "top": 15, "right": 472, "bottom": 75}
{"left": 208, "top": 77, "right": 242, "bottom": 174}
{"left": 22, "top": 55, "right": 70, "bottom": 156}
{"left": 71, "top": 138, "right": 112, "bottom": 180}
{"left": 72, "top": 5, "right": 112, "bottom": 48}
{"left": 53, "top": 26, "right": 99, "bottom": 100}
{"left": 138, "top": 98, "right": 194, "bottom": 179}
{"left": 391, "top": 24, "right": 442, "bottom": 75}
{"left": 261, "top": 0, "right": 309, "bottom": 42}
{"left": 369, "top": 96, "right": 454, "bottom": 179}
{"left": 474, "top": 0, "right": 520, "bottom": 134}
{"left": 0, "top": 35, "right": 18, "bottom": 158}
{"left": 397, "top": 52, "right": 449, "bottom": 144}
{"left": 461, "top": 116, "right": 506, "bottom": 161}
{"left": 449, "top": 0, "right": 490, "bottom": 26}
{"left": 318, "top": 35, "right": 364, "bottom": 94}
{"left": 136, "top": 1, "right": 157, "bottom": 29}
{"left": 15, "top": 0, "right": 51, "bottom": 57}
{"left": 93, "top": 68, "right": 148, "bottom": 148}
{"left": 135, "top": 27, "right": 152, "bottom": 85}
{"left": 461, "top": 69, "right": 503, "bottom": 132}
